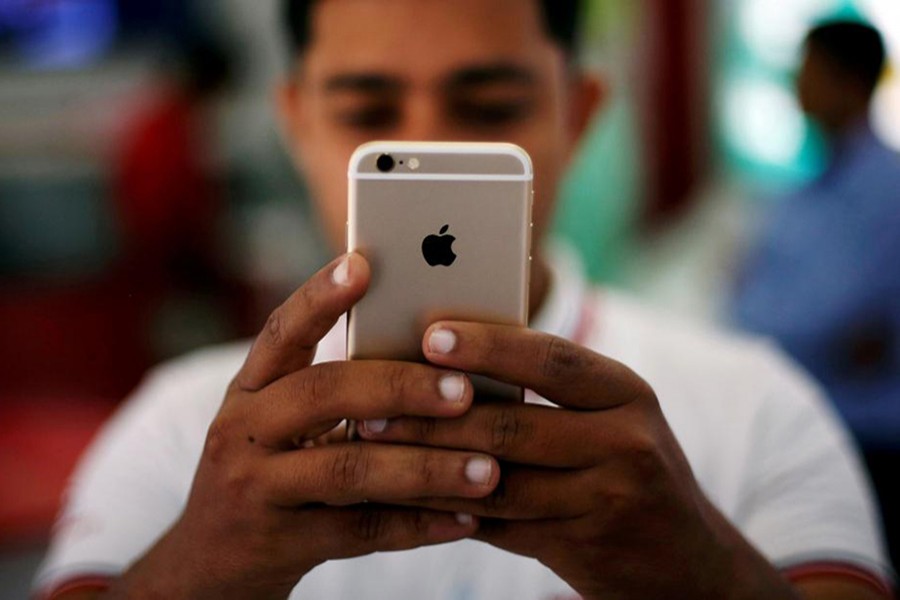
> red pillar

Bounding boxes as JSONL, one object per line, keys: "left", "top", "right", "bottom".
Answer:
{"left": 636, "top": 0, "right": 712, "bottom": 228}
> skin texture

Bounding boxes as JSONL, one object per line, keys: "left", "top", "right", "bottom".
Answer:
{"left": 55, "top": 1, "right": 886, "bottom": 598}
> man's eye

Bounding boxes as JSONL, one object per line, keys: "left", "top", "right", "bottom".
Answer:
{"left": 334, "top": 106, "right": 400, "bottom": 130}
{"left": 451, "top": 101, "right": 534, "bottom": 127}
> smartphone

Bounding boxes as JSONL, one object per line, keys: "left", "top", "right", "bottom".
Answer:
{"left": 347, "top": 141, "right": 533, "bottom": 401}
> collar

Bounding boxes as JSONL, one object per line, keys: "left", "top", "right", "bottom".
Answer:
{"left": 530, "top": 241, "right": 592, "bottom": 344}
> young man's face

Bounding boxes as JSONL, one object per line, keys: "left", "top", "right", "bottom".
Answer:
{"left": 279, "top": 0, "right": 600, "bottom": 253}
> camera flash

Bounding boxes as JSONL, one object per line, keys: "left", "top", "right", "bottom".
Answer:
{"left": 408, "top": 158, "right": 421, "bottom": 171}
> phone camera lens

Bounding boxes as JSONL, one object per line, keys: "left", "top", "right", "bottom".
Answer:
{"left": 376, "top": 154, "right": 396, "bottom": 173}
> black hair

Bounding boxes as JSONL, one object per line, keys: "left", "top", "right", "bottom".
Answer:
{"left": 179, "top": 36, "right": 234, "bottom": 96}
{"left": 806, "top": 20, "right": 886, "bottom": 94}
{"left": 284, "top": 0, "right": 582, "bottom": 58}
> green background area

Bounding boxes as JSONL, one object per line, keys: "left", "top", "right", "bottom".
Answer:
{"left": 552, "top": 0, "right": 876, "bottom": 284}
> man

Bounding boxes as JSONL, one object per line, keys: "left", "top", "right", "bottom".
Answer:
{"left": 36, "top": 2, "right": 892, "bottom": 598}
{"left": 732, "top": 21, "right": 900, "bottom": 569}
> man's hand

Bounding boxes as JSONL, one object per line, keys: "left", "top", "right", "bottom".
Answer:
{"left": 357, "top": 321, "right": 805, "bottom": 600}
{"left": 107, "top": 255, "right": 500, "bottom": 600}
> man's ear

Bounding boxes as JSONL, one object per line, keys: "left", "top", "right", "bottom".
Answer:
{"left": 568, "top": 72, "right": 607, "bottom": 147}
{"left": 275, "top": 79, "right": 307, "bottom": 162}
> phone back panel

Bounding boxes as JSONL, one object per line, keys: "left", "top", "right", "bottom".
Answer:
{"left": 347, "top": 142, "right": 533, "bottom": 370}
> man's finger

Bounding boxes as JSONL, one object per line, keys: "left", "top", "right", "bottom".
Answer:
{"left": 358, "top": 403, "right": 608, "bottom": 468}
{"left": 304, "top": 505, "right": 479, "bottom": 560}
{"left": 471, "top": 517, "right": 562, "bottom": 558}
{"left": 391, "top": 466, "right": 594, "bottom": 520}
{"left": 237, "top": 253, "right": 370, "bottom": 392}
{"left": 262, "top": 443, "right": 499, "bottom": 507}
{"left": 422, "top": 323, "right": 656, "bottom": 411}
{"left": 244, "top": 362, "right": 472, "bottom": 447}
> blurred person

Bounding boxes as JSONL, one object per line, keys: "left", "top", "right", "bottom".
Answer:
{"left": 113, "top": 35, "right": 234, "bottom": 309}
{"left": 108, "top": 34, "right": 256, "bottom": 366}
{"left": 732, "top": 21, "right": 900, "bottom": 568}
{"left": 35, "top": 3, "right": 894, "bottom": 599}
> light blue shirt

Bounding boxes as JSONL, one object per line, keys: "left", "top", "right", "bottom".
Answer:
{"left": 733, "top": 124, "right": 900, "bottom": 450}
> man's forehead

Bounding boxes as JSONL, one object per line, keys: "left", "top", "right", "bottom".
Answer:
{"left": 320, "top": 63, "right": 538, "bottom": 97}
{"left": 302, "top": 0, "right": 557, "bottom": 80}
{"left": 308, "top": 0, "right": 543, "bottom": 34}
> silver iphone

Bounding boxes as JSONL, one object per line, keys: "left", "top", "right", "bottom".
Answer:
{"left": 347, "top": 141, "right": 533, "bottom": 401}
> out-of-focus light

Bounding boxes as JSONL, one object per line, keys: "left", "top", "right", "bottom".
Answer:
{"left": 857, "top": 0, "right": 900, "bottom": 152}
{"left": 723, "top": 77, "right": 807, "bottom": 165}
{"left": 857, "top": 0, "right": 900, "bottom": 61}
{"left": 872, "top": 73, "right": 900, "bottom": 151}
{"left": 738, "top": 0, "right": 842, "bottom": 68}
{"left": 1, "top": 0, "right": 118, "bottom": 70}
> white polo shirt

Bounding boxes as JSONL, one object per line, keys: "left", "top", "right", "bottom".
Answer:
{"left": 35, "top": 249, "right": 892, "bottom": 598}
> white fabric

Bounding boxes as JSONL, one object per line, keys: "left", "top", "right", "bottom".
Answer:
{"left": 34, "top": 249, "right": 890, "bottom": 598}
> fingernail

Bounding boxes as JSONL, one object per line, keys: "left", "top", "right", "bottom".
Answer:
{"left": 429, "top": 329, "right": 457, "bottom": 355}
{"left": 439, "top": 374, "right": 466, "bottom": 403}
{"left": 332, "top": 255, "right": 351, "bottom": 287}
{"left": 362, "top": 419, "right": 388, "bottom": 434}
{"left": 465, "top": 457, "right": 493, "bottom": 486}
{"left": 455, "top": 513, "right": 474, "bottom": 526}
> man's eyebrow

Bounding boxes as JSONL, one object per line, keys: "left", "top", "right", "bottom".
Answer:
{"left": 323, "top": 74, "right": 404, "bottom": 94}
{"left": 445, "top": 64, "right": 537, "bottom": 90}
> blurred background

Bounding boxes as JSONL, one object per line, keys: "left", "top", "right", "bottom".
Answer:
{"left": 1, "top": 0, "right": 898, "bottom": 596}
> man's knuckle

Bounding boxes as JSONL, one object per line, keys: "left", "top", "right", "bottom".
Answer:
{"left": 264, "top": 306, "right": 286, "bottom": 348}
{"left": 204, "top": 417, "right": 235, "bottom": 462}
{"left": 409, "top": 510, "right": 429, "bottom": 538}
{"left": 381, "top": 363, "right": 414, "bottom": 405}
{"left": 416, "top": 452, "right": 436, "bottom": 487}
{"left": 484, "top": 476, "right": 511, "bottom": 511}
{"left": 416, "top": 417, "right": 438, "bottom": 441}
{"left": 540, "top": 337, "right": 583, "bottom": 380}
{"left": 226, "top": 377, "right": 244, "bottom": 397}
{"left": 331, "top": 446, "right": 369, "bottom": 494}
{"left": 222, "top": 462, "right": 258, "bottom": 501}
{"left": 296, "top": 282, "right": 316, "bottom": 310}
{"left": 354, "top": 508, "right": 390, "bottom": 542}
{"left": 596, "top": 480, "right": 637, "bottom": 519}
{"left": 482, "top": 331, "right": 503, "bottom": 358}
{"left": 489, "top": 410, "right": 528, "bottom": 455}
{"left": 304, "top": 364, "right": 340, "bottom": 405}
{"left": 625, "top": 371, "right": 658, "bottom": 406}
{"left": 627, "top": 432, "right": 665, "bottom": 477}
{"left": 598, "top": 359, "right": 657, "bottom": 406}
{"left": 233, "top": 367, "right": 267, "bottom": 394}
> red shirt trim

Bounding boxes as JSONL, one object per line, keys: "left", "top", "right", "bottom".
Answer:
{"left": 784, "top": 561, "right": 895, "bottom": 598}
{"left": 39, "top": 575, "right": 112, "bottom": 600}
{"left": 36, "top": 562, "right": 895, "bottom": 599}
{"left": 572, "top": 297, "right": 596, "bottom": 346}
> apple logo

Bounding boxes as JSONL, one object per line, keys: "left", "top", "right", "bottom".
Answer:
{"left": 422, "top": 225, "right": 457, "bottom": 267}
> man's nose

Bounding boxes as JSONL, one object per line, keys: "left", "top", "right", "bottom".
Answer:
{"left": 395, "top": 93, "right": 455, "bottom": 141}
